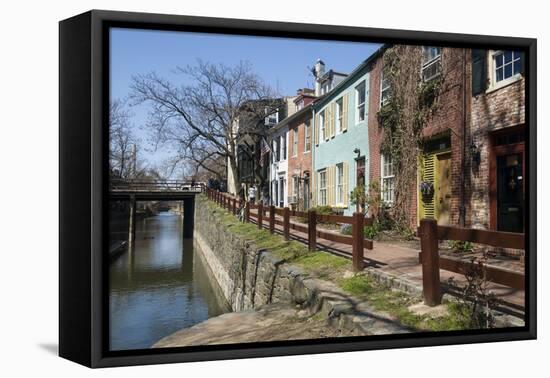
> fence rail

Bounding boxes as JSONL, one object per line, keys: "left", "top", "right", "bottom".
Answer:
{"left": 418, "top": 218, "right": 525, "bottom": 306}
{"left": 206, "top": 188, "right": 373, "bottom": 271}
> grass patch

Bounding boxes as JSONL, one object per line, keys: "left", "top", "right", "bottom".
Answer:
{"left": 339, "top": 274, "right": 473, "bottom": 331}
{"left": 203, "top": 196, "right": 473, "bottom": 332}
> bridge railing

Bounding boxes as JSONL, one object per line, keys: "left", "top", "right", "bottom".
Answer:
{"left": 110, "top": 179, "right": 205, "bottom": 192}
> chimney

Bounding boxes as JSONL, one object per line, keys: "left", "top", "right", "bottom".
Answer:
{"left": 314, "top": 59, "right": 325, "bottom": 96}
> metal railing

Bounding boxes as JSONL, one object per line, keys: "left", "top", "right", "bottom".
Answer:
{"left": 110, "top": 179, "right": 205, "bottom": 192}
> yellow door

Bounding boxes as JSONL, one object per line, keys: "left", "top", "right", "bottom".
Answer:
{"left": 435, "top": 153, "right": 451, "bottom": 225}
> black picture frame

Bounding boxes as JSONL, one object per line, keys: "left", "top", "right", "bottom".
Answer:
{"left": 59, "top": 9, "right": 537, "bottom": 368}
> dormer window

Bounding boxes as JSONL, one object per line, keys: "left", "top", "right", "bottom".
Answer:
{"left": 422, "top": 46, "right": 442, "bottom": 82}
{"left": 265, "top": 108, "right": 279, "bottom": 125}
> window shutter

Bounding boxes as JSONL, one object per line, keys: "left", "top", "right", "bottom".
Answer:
{"left": 342, "top": 94, "right": 348, "bottom": 132}
{"left": 330, "top": 102, "right": 336, "bottom": 138}
{"left": 325, "top": 107, "right": 330, "bottom": 141}
{"left": 329, "top": 166, "right": 336, "bottom": 207}
{"left": 315, "top": 112, "right": 319, "bottom": 145}
{"left": 472, "top": 49, "right": 488, "bottom": 96}
{"left": 311, "top": 170, "right": 317, "bottom": 206}
{"left": 343, "top": 162, "right": 349, "bottom": 207}
{"left": 421, "top": 154, "right": 436, "bottom": 219}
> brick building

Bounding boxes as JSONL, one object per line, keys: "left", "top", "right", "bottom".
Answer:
{"left": 286, "top": 89, "right": 317, "bottom": 210}
{"left": 469, "top": 49, "right": 525, "bottom": 232}
{"left": 368, "top": 45, "right": 525, "bottom": 233}
{"left": 368, "top": 46, "right": 471, "bottom": 229}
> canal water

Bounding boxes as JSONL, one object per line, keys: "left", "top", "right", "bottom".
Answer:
{"left": 109, "top": 211, "right": 230, "bottom": 351}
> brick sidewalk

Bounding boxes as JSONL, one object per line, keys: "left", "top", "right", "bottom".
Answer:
{"left": 247, "top": 207, "right": 525, "bottom": 314}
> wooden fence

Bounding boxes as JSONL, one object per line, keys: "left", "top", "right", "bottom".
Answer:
{"left": 418, "top": 218, "right": 525, "bottom": 306}
{"left": 206, "top": 188, "right": 373, "bottom": 271}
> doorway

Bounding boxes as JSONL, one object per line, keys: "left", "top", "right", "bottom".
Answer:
{"left": 435, "top": 153, "right": 451, "bottom": 226}
{"left": 490, "top": 128, "right": 525, "bottom": 233}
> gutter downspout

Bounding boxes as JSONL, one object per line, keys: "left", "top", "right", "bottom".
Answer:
{"left": 460, "top": 48, "right": 467, "bottom": 227}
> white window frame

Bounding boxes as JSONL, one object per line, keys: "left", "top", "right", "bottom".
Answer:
{"left": 280, "top": 133, "right": 287, "bottom": 161}
{"left": 488, "top": 50, "right": 523, "bottom": 92}
{"left": 278, "top": 176, "right": 285, "bottom": 207}
{"left": 380, "top": 69, "right": 391, "bottom": 107}
{"left": 273, "top": 139, "right": 279, "bottom": 162}
{"left": 381, "top": 154, "right": 395, "bottom": 204}
{"left": 265, "top": 108, "right": 279, "bottom": 125}
{"left": 336, "top": 97, "right": 344, "bottom": 133}
{"left": 355, "top": 81, "right": 366, "bottom": 124}
{"left": 318, "top": 169, "right": 327, "bottom": 206}
{"left": 292, "top": 128, "right": 298, "bottom": 157}
{"left": 336, "top": 163, "right": 344, "bottom": 205}
{"left": 304, "top": 119, "right": 311, "bottom": 153}
{"left": 319, "top": 110, "right": 326, "bottom": 142}
{"left": 421, "top": 46, "right": 442, "bottom": 82}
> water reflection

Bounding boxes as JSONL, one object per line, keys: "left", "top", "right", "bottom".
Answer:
{"left": 109, "top": 212, "right": 230, "bottom": 351}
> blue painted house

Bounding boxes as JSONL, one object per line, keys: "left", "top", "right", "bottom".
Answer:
{"left": 311, "top": 54, "right": 379, "bottom": 216}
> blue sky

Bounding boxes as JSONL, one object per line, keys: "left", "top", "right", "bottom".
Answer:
{"left": 110, "top": 28, "right": 381, "bottom": 166}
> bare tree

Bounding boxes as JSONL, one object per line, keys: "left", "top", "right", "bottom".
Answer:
{"left": 109, "top": 99, "right": 137, "bottom": 179}
{"left": 130, "top": 60, "right": 280, "bottom": 194}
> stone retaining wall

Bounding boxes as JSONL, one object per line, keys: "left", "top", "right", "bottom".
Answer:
{"left": 194, "top": 196, "right": 410, "bottom": 335}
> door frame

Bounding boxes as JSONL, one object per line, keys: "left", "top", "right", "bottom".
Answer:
{"left": 489, "top": 126, "right": 525, "bottom": 231}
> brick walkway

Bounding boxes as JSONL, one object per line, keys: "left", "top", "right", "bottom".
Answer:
{"left": 247, "top": 207, "right": 524, "bottom": 315}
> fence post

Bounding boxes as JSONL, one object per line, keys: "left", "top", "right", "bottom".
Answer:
{"left": 269, "top": 205, "right": 275, "bottom": 234}
{"left": 419, "top": 218, "right": 441, "bottom": 306}
{"left": 283, "top": 207, "right": 290, "bottom": 240}
{"left": 308, "top": 210, "right": 317, "bottom": 251}
{"left": 245, "top": 202, "right": 250, "bottom": 223}
{"left": 258, "top": 203, "right": 263, "bottom": 229}
{"left": 232, "top": 197, "right": 237, "bottom": 215}
{"left": 352, "top": 212, "right": 364, "bottom": 271}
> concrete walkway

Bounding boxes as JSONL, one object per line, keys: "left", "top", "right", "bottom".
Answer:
{"left": 153, "top": 303, "right": 360, "bottom": 347}
{"left": 247, "top": 208, "right": 524, "bottom": 315}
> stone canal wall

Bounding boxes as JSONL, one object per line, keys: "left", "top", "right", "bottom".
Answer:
{"left": 194, "top": 196, "right": 303, "bottom": 311}
{"left": 193, "top": 196, "right": 410, "bottom": 335}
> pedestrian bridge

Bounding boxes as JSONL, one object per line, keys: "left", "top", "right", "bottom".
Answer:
{"left": 109, "top": 179, "right": 205, "bottom": 241}
{"left": 109, "top": 179, "right": 204, "bottom": 200}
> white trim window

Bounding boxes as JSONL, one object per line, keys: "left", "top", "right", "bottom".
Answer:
{"left": 304, "top": 119, "right": 311, "bottom": 152}
{"left": 336, "top": 163, "right": 344, "bottom": 205}
{"left": 292, "top": 128, "right": 298, "bottom": 157}
{"left": 381, "top": 154, "right": 395, "bottom": 204}
{"left": 336, "top": 97, "right": 344, "bottom": 133}
{"left": 422, "top": 46, "right": 442, "bottom": 82}
{"left": 319, "top": 110, "right": 326, "bottom": 141}
{"left": 355, "top": 81, "right": 366, "bottom": 123}
{"left": 380, "top": 69, "right": 391, "bottom": 107}
{"left": 318, "top": 169, "right": 327, "bottom": 206}
{"left": 273, "top": 139, "right": 279, "bottom": 162}
{"left": 493, "top": 50, "right": 522, "bottom": 84}
{"left": 265, "top": 109, "right": 279, "bottom": 126}
{"left": 280, "top": 133, "right": 287, "bottom": 161}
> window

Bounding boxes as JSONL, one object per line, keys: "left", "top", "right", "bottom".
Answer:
{"left": 281, "top": 133, "right": 287, "bottom": 160}
{"left": 304, "top": 119, "right": 311, "bottom": 152}
{"left": 293, "top": 175, "right": 299, "bottom": 197}
{"left": 265, "top": 109, "right": 279, "bottom": 125}
{"left": 319, "top": 111, "right": 326, "bottom": 141}
{"left": 493, "top": 51, "right": 522, "bottom": 83}
{"left": 318, "top": 169, "right": 327, "bottom": 206}
{"left": 292, "top": 128, "right": 298, "bottom": 157}
{"left": 355, "top": 81, "right": 366, "bottom": 123}
{"left": 422, "top": 46, "right": 442, "bottom": 82}
{"left": 321, "top": 82, "right": 331, "bottom": 94}
{"left": 272, "top": 180, "right": 278, "bottom": 206}
{"left": 336, "top": 163, "right": 344, "bottom": 205}
{"left": 296, "top": 99, "right": 304, "bottom": 111}
{"left": 336, "top": 98, "right": 344, "bottom": 133}
{"left": 380, "top": 69, "right": 391, "bottom": 107}
{"left": 273, "top": 139, "right": 279, "bottom": 162}
{"left": 381, "top": 154, "right": 395, "bottom": 204}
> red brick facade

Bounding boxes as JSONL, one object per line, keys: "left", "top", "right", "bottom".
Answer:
{"left": 368, "top": 47, "right": 471, "bottom": 229}
{"left": 287, "top": 110, "right": 314, "bottom": 210}
{"left": 469, "top": 57, "right": 525, "bottom": 230}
